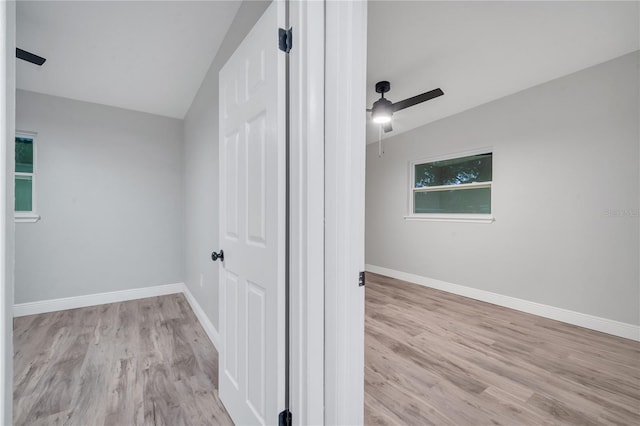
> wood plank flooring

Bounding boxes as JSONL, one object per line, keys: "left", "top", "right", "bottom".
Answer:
{"left": 13, "top": 277, "right": 640, "bottom": 425}
{"left": 364, "top": 272, "right": 640, "bottom": 426}
{"left": 13, "top": 294, "right": 233, "bottom": 426}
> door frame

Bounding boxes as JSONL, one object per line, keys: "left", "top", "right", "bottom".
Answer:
{"left": 323, "top": 0, "right": 368, "bottom": 424}
{"left": 0, "top": 1, "right": 16, "bottom": 424}
{"left": 289, "top": 0, "right": 367, "bottom": 424}
{"left": 288, "top": 1, "right": 325, "bottom": 424}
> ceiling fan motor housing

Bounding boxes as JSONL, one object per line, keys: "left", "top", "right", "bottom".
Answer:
{"left": 372, "top": 97, "right": 393, "bottom": 123}
{"left": 375, "top": 80, "right": 391, "bottom": 95}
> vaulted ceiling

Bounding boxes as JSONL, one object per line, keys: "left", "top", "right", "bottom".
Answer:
{"left": 16, "top": 1, "right": 640, "bottom": 127}
{"left": 367, "top": 1, "right": 640, "bottom": 143}
{"left": 16, "top": 1, "right": 242, "bottom": 118}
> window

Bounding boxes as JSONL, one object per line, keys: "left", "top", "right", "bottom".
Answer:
{"left": 408, "top": 150, "right": 493, "bottom": 223}
{"left": 15, "top": 132, "right": 39, "bottom": 222}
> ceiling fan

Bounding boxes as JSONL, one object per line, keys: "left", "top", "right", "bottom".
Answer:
{"left": 368, "top": 81, "right": 443, "bottom": 133}
{"left": 16, "top": 48, "right": 46, "bottom": 66}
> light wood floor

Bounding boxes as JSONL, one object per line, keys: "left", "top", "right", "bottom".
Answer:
{"left": 13, "top": 294, "right": 233, "bottom": 426}
{"left": 13, "top": 278, "right": 640, "bottom": 425}
{"left": 364, "top": 273, "right": 640, "bottom": 426}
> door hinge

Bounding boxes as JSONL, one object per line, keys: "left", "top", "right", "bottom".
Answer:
{"left": 279, "top": 409, "right": 292, "bottom": 426}
{"left": 279, "top": 27, "right": 292, "bottom": 53}
{"left": 359, "top": 271, "right": 366, "bottom": 287}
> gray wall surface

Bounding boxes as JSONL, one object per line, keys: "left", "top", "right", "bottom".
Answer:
{"left": 183, "top": 0, "right": 270, "bottom": 331}
{"left": 366, "top": 51, "right": 640, "bottom": 325}
{"left": 15, "top": 90, "right": 184, "bottom": 303}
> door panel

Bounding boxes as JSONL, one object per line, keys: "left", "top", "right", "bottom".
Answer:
{"left": 246, "top": 281, "right": 266, "bottom": 420}
{"left": 223, "top": 271, "right": 239, "bottom": 388}
{"left": 246, "top": 113, "right": 267, "bottom": 246}
{"left": 219, "top": 2, "right": 285, "bottom": 425}
{"left": 225, "top": 133, "right": 240, "bottom": 240}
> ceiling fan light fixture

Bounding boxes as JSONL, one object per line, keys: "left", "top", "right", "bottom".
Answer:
{"left": 371, "top": 97, "right": 393, "bottom": 124}
{"left": 372, "top": 114, "right": 391, "bottom": 124}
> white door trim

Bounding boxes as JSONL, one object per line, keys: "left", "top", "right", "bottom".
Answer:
{"left": 288, "top": 1, "right": 325, "bottom": 424}
{"left": 324, "top": 1, "right": 368, "bottom": 425}
{"left": 0, "top": 2, "right": 6, "bottom": 423}
{"left": 0, "top": 1, "right": 16, "bottom": 424}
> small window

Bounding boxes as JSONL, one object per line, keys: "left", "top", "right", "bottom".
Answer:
{"left": 15, "top": 132, "right": 39, "bottom": 222}
{"left": 408, "top": 150, "right": 493, "bottom": 223}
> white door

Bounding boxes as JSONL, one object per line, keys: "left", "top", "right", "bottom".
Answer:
{"left": 218, "top": 2, "right": 286, "bottom": 425}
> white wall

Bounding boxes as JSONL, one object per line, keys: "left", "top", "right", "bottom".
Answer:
{"left": 183, "top": 0, "right": 269, "bottom": 331}
{"left": 366, "top": 51, "right": 640, "bottom": 326}
{"left": 1, "top": 1, "right": 16, "bottom": 422}
{"left": 15, "top": 90, "right": 184, "bottom": 303}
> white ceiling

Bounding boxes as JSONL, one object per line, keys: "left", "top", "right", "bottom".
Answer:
{"left": 16, "top": 0, "right": 242, "bottom": 119}
{"left": 367, "top": 1, "right": 640, "bottom": 143}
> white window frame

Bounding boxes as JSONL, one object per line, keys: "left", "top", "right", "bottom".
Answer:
{"left": 14, "top": 130, "right": 39, "bottom": 223}
{"left": 406, "top": 147, "right": 494, "bottom": 223}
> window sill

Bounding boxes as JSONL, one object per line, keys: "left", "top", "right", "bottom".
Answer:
{"left": 15, "top": 214, "right": 40, "bottom": 223}
{"left": 404, "top": 214, "right": 494, "bottom": 224}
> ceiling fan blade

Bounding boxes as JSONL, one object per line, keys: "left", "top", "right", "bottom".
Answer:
{"left": 392, "top": 88, "right": 443, "bottom": 112}
{"left": 383, "top": 122, "right": 393, "bottom": 133}
{"left": 16, "top": 48, "right": 46, "bottom": 66}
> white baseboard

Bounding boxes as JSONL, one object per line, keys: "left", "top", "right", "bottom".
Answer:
{"left": 182, "top": 285, "right": 221, "bottom": 351}
{"left": 13, "top": 281, "right": 222, "bottom": 352}
{"left": 13, "top": 283, "right": 185, "bottom": 317}
{"left": 365, "top": 264, "right": 640, "bottom": 342}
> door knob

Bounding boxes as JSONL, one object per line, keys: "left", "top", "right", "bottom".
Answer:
{"left": 211, "top": 250, "right": 224, "bottom": 262}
